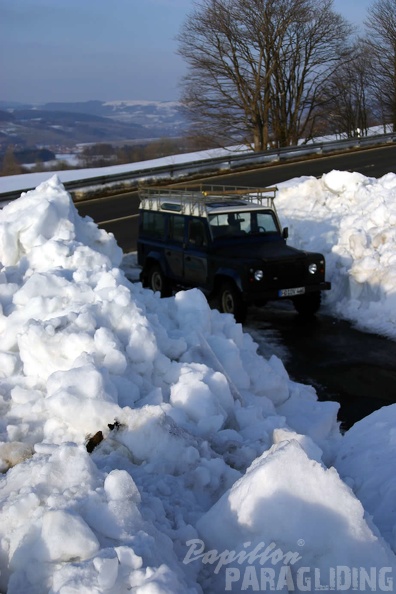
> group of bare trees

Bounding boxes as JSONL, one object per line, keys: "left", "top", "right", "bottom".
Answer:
{"left": 0, "top": 138, "right": 206, "bottom": 178}
{"left": 78, "top": 138, "right": 194, "bottom": 169}
{"left": 177, "top": 0, "right": 396, "bottom": 150}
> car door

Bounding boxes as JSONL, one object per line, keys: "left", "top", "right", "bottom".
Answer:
{"left": 164, "top": 214, "right": 185, "bottom": 281}
{"left": 183, "top": 218, "right": 208, "bottom": 286}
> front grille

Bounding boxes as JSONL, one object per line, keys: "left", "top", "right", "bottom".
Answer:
{"left": 266, "top": 259, "right": 307, "bottom": 289}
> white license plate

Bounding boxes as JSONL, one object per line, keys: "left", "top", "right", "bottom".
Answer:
{"left": 278, "top": 287, "right": 305, "bottom": 297}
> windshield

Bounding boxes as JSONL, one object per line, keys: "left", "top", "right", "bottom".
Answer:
{"left": 208, "top": 210, "right": 279, "bottom": 239}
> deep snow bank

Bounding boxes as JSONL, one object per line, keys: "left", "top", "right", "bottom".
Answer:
{"left": 0, "top": 176, "right": 395, "bottom": 593}
{"left": 335, "top": 404, "right": 396, "bottom": 553}
{"left": 277, "top": 170, "right": 396, "bottom": 339}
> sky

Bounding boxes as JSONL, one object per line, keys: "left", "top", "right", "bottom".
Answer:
{"left": 1, "top": 167, "right": 396, "bottom": 592}
{"left": 0, "top": 0, "right": 374, "bottom": 105}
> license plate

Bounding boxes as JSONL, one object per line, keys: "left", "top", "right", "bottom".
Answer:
{"left": 278, "top": 287, "right": 305, "bottom": 297}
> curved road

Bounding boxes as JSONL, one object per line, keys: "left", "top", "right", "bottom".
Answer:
{"left": 75, "top": 143, "right": 396, "bottom": 252}
{"left": 76, "top": 143, "right": 396, "bottom": 428}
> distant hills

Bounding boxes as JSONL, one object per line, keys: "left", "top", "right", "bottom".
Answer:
{"left": 0, "top": 100, "right": 189, "bottom": 155}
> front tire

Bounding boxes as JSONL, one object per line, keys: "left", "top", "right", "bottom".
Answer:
{"left": 147, "top": 264, "right": 172, "bottom": 297}
{"left": 218, "top": 281, "right": 247, "bottom": 323}
{"left": 293, "top": 291, "right": 321, "bottom": 316}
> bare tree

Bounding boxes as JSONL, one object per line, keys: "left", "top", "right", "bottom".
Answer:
{"left": 323, "top": 41, "right": 374, "bottom": 138}
{"left": 270, "top": 1, "right": 355, "bottom": 145}
{"left": 177, "top": 0, "right": 353, "bottom": 150}
{"left": 1, "top": 146, "right": 23, "bottom": 176}
{"left": 364, "top": 0, "right": 396, "bottom": 131}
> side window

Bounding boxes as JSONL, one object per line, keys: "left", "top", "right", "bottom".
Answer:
{"left": 188, "top": 218, "right": 207, "bottom": 247}
{"left": 255, "top": 212, "right": 278, "bottom": 233}
{"left": 169, "top": 214, "right": 185, "bottom": 243}
{"left": 141, "top": 211, "right": 165, "bottom": 239}
{"left": 208, "top": 213, "right": 229, "bottom": 238}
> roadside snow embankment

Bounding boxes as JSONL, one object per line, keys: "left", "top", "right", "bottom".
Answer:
{"left": 277, "top": 170, "right": 396, "bottom": 339}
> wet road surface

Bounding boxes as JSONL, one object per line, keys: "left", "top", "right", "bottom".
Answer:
{"left": 245, "top": 303, "right": 396, "bottom": 430}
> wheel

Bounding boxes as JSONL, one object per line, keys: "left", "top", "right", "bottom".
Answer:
{"left": 218, "top": 281, "right": 247, "bottom": 323}
{"left": 293, "top": 291, "right": 321, "bottom": 316}
{"left": 147, "top": 264, "right": 172, "bottom": 297}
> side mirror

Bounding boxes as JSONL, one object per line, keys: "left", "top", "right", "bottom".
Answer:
{"left": 282, "top": 227, "right": 289, "bottom": 239}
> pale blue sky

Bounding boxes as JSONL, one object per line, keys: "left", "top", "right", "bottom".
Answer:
{"left": 1, "top": 0, "right": 373, "bottom": 105}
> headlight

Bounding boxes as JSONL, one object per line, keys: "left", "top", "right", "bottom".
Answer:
{"left": 308, "top": 263, "right": 317, "bottom": 274}
{"left": 254, "top": 270, "right": 264, "bottom": 281}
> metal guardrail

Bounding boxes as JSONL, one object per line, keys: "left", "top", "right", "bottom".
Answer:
{"left": 1, "top": 132, "right": 395, "bottom": 202}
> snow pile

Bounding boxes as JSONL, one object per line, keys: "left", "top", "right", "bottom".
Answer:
{"left": 0, "top": 175, "right": 395, "bottom": 593}
{"left": 196, "top": 440, "right": 394, "bottom": 593}
{"left": 335, "top": 404, "right": 396, "bottom": 552}
{"left": 277, "top": 171, "right": 396, "bottom": 338}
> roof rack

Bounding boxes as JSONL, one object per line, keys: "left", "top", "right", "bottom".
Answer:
{"left": 138, "top": 185, "right": 278, "bottom": 216}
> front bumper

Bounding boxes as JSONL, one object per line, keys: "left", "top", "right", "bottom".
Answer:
{"left": 245, "top": 281, "right": 331, "bottom": 304}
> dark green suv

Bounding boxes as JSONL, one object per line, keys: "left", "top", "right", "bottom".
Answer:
{"left": 137, "top": 186, "right": 331, "bottom": 322}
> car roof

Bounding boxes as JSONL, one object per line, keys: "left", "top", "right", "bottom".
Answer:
{"left": 138, "top": 186, "right": 278, "bottom": 217}
{"left": 140, "top": 197, "right": 272, "bottom": 217}
{"left": 205, "top": 200, "right": 269, "bottom": 214}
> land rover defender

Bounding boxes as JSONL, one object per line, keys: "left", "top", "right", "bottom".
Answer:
{"left": 137, "top": 186, "right": 331, "bottom": 322}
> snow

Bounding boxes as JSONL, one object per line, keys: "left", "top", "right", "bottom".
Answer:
{"left": 0, "top": 171, "right": 396, "bottom": 593}
{"left": 0, "top": 146, "right": 247, "bottom": 194}
{"left": 275, "top": 170, "right": 396, "bottom": 339}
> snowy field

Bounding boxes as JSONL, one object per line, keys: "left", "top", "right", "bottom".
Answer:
{"left": 0, "top": 146, "right": 246, "bottom": 194}
{"left": 0, "top": 171, "right": 396, "bottom": 593}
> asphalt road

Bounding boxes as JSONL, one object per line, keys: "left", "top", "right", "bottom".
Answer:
{"left": 75, "top": 143, "right": 396, "bottom": 252}
{"left": 76, "top": 143, "right": 396, "bottom": 428}
{"left": 246, "top": 303, "right": 396, "bottom": 430}
{"left": 206, "top": 142, "right": 396, "bottom": 185}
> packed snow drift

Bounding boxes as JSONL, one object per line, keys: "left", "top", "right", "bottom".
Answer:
{"left": 276, "top": 170, "right": 396, "bottom": 339}
{"left": 0, "top": 172, "right": 395, "bottom": 594}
